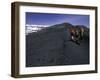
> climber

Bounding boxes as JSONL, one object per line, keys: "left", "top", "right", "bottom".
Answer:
{"left": 79, "top": 27, "right": 84, "bottom": 40}
{"left": 69, "top": 28, "right": 76, "bottom": 41}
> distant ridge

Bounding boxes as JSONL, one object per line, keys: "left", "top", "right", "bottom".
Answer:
{"left": 26, "top": 22, "right": 89, "bottom": 35}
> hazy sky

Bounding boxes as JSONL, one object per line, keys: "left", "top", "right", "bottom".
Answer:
{"left": 26, "top": 12, "right": 90, "bottom": 28}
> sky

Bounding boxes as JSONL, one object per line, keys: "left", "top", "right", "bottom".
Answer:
{"left": 26, "top": 12, "right": 90, "bottom": 28}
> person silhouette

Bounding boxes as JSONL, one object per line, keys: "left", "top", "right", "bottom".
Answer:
{"left": 79, "top": 27, "right": 84, "bottom": 40}
{"left": 75, "top": 29, "right": 80, "bottom": 45}
{"left": 69, "top": 28, "right": 76, "bottom": 41}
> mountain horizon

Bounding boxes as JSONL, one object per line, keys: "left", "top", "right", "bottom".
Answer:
{"left": 26, "top": 22, "right": 89, "bottom": 35}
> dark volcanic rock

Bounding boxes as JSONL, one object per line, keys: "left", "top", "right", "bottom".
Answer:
{"left": 26, "top": 22, "right": 89, "bottom": 67}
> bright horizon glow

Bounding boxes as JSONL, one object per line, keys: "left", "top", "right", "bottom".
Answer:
{"left": 26, "top": 24, "right": 50, "bottom": 27}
